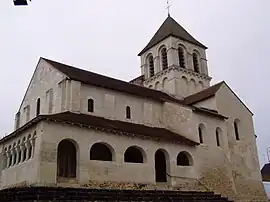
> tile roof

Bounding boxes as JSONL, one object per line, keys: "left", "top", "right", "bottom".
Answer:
{"left": 184, "top": 82, "right": 224, "bottom": 105}
{"left": 43, "top": 58, "right": 185, "bottom": 105}
{"left": 42, "top": 58, "right": 228, "bottom": 120}
{"left": 0, "top": 112, "right": 199, "bottom": 146}
{"left": 138, "top": 16, "right": 207, "bottom": 56}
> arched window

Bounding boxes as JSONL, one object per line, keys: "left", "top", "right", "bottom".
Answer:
{"left": 216, "top": 128, "right": 221, "bottom": 147}
{"left": 161, "top": 47, "right": 168, "bottom": 70}
{"left": 57, "top": 139, "right": 77, "bottom": 178}
{"left": 22, "top": 148, "right": 27, "bottom": 162}
{"left": 28, "top": 145, "right": 33, "bottom": 159}
{"left": 90, "top": 143, "right": 113, "bottom": 161}
{"left": 193, "top": 53, "right": 199, "bottom": 73}
{"left": 13, "top": 152, "right": 17, "bottom": 165}
{"left": 18, "top": 150, "right": 21, "bottom": 163}
{"left": 126, "top": 106, "right": 131, "bottom": 119}
{"left": 124, "top": 146, "right": 144, "bottom": 163}
{"left": 177, "top": 151, "right": 192, "bottom": 166}
{"left": 178, "top": 47, "right": 185, "bottom": 68}
{"left": 148, "top": 55, "right": 155, "bottom": 77}
{"left": 36, "top": 98, "right": 41, "bottom": 116}
{"left": 198, "top": 124, "right": 205, "bottom": 144}
{"left": 88, "top": 99, "right": 94, "bottom": 113}
{"left": 234, "top": 119, "right": 240, "bottom": 140}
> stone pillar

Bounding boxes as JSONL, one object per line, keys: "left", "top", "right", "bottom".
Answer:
{"left": 167, "top": 47, "right": 178, "bottom": 67}
{"left": 25, "top": 142, "right": 30, "bottom": 161}
{"left": 20, "top": 145, "right": 24, "bottom": 163}
{"left": 154, "top": 56, "right": 160, "bottom": 74}
{"left": 10, "top": 150, "right": 15, "bottom": 166}
{"left": 30, "top": 139, "right": 35, "bottom": 159}
{"left": 6, "top": 152, "right": 10, "bottom": 168}
{"left": 15, "top": 147, "right": 20, "bottom": 165}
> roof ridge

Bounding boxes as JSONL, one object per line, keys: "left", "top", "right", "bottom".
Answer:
{"left": 184, "top": 81, "right": 224, "bottom": 105}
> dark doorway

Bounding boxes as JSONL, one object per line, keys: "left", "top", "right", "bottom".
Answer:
{"left": 57, "top": 139, "right": 77, "bottom": 178}
{"left": 155, "top": 149, "right": 167, "bottom": 182}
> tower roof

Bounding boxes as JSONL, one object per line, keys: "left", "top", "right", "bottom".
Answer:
{"left": 138, "top": 16, "right": 207, "bottom": 56}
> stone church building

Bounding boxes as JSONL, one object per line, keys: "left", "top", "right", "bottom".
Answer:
{"left": 0, "top": 15, "right": 267, "bottom": 201}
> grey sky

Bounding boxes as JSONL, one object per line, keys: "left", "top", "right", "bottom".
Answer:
{"left": 1, "top": 0, "right": 270, "bottom": 179}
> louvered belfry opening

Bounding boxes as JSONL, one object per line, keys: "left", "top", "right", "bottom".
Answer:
{"left": 57, "top": 139, "right": 77, "bottom": 178}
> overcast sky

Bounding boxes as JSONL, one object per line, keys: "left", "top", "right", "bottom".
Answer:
{"left": 1, "top": 0, "right": 270, "bottom": 194}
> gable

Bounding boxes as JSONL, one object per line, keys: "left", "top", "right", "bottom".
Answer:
{"left": 216, "top": 82, "right": 253, "bottom": 116}
{"left": 17, "top": 58, "right": 67, "bottom": 127}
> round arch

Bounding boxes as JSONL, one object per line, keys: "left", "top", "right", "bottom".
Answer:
{"left": 154, "top": 148, "right": 170, "bottom": 183}
{"left": 57, "top": 139, "right": 78, "bottom": 178}
{"left": 124, "top": 146, "right": 146, "bottom": 163}
{"left": 90, "top": 142, "right": 115, "bottom": 161}
{"left": 177, "top": 151, "right": 193, "bottom": 166}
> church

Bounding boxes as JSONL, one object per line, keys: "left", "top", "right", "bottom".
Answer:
{"left": 0, "top": 15, "right": 267, "bottom": 201}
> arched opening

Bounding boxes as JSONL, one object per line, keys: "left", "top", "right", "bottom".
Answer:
{"left": 126, "top": 106, "right": 131, "bottom": 119}
{"left": 161, "top": 47, "right": 168, "bottom": 70}
{"left": 177, "top": 151, "right": 192, "bottom": 166}
{"left": 22, "top": 148, "right": 27, "bottom": 162}
{"left": 90, "top": 143, "right": 113, "bottom": 161}
{"left": 28, "top": 145, "right": 33, "bottom": 159}
{"left": 148, "top": 55, "right": 155, "bottom": 77}
{"left": 234, "top": 119, "right": 240, "bottom": 140}
{"left": 57, "top": 139, "right": 77, "bottom": 178}
{"left": 198, "top": 124, "right": 205, "bottom": 144}
{"left": 88, "top": 99, "right": 94, "bottom": 113}
{"left": 193, "top": 53, "right": 200, "bottom": 73}
{"left": 124, "top": 146, "right": 144, "bottom": 163}
{"left": 178, "top": 46, "right": 185, "bottom": 68}
{"left": 36, "top": 98, "right": 41, "bottom": 116}
{"left": 155, "top": 149, "right": 167, "bottom": 182}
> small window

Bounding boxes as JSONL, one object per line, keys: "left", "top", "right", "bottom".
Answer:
{"left": 178, "top": 47, "right": 185, "bottom": 68}
{"left": 216, "top": 129, "right": 220, "bottom": 147}
{"left": 161, "top": 48, "right": 168, "bottom": 70}
{"left": 88, "top": 99, "right": 94, "bottom": 113}
{"left": 234, "top": 120, "right": 240, "bottom": 140}
{"left": 36, "top": 98, "right": 41, "bottom": 116}
{"left": 198, "top": 126, "right": 204, "bottom": 144}
{"left": 124, "top": 146, "right": 144, "bottom": 163}
{"left": 90, "top": 143, "right": 113, "bottom": 161}
{"left": 193, "top": 53, "right": 199, "bottom": 73}
{"left": 148, "top": 55, "right": 155, "bottom": 77}
{"left": 126, "top": 106, "right": 131, "bottom": 119}
{"left": 177, "top": 151, "right": 192, "bottom": 166}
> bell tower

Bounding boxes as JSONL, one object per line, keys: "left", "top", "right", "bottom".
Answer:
{"left": 138, "top": 15, "right": 211, "bottom": 99}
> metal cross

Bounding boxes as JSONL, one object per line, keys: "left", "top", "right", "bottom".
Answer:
{"left": 166, "top": 0, "right": 172, "bottom": 16}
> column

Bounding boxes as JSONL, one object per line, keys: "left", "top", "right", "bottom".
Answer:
{"left": 6, "top": 152, "right": 10, "bottom": 168}
{"left": 15, "top": 147, "right": 20, "bottom": 165}
{"left": 19, "top": 145, "right": 24, "bottom": 163}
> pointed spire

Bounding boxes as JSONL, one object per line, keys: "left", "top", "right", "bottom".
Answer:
{"left": 138, "top": 16, "right": 207, "bottom": 56}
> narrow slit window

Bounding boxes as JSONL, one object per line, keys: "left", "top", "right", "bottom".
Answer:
{"left": 126, "top": 106, "right": 131, "bottom": 119}
{"left": 216, "top": 130, "right": 220, "bottom": 147}
{"left": 88, "top": 99, "right": 94, "bottom": 113}
{"left": 234, "top": 121, "right": 240, "bottom": 140}
{"left": 199, "top": 127, "right": 203, "bottom": 143}
{"left": 36, "top": 98, "right": 41, "bottom": 116}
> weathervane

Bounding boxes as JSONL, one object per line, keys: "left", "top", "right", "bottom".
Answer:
{"left": 166, "top": 0, "right": 172, "bottom": 16}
